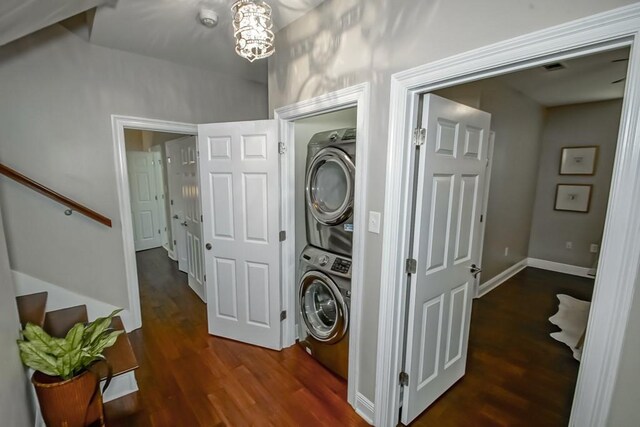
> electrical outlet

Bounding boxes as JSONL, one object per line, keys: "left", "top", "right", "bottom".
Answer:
{"left": 566, "top": 241, "right": 573, "bottom": 250}
{"left": 590, "top": 243, "right": 599, "bottom": 253}
{"left": 504, "top": 247, "right": 509, "bottom": 256}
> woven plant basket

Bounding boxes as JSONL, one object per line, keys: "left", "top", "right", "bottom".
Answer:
{"left": 32, "top": 370, "right": 104, "bottom": 427}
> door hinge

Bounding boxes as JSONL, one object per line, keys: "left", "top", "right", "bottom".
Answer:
{"left": 170, "top": 199, "right": 174, "bottom": 206}
{"left": 280, "top": 310, "right": 287, "bottom": 321}
{"left": 413, "top": 128, "right": 426, "bottom": 146}
{"left": 204, "top": 274, "right": 206, "bottom": 282}
{"left": 399, "top": 371, "right": 409, "bottom": 387}
{"left": 155, "top": 195, "right": 158, "bottom": 200}
{"left": 173, "top": 240, "right": 177, "bottom": 245}
{"left": 278, "top": 142, "right": 286, "bottom": 154}
{"left": 480, "top": 214, "right": 484, "bottom": 223}
{"left": 158, "top": 229, "right": 161, "bottom": 234}
{"left": 279, "top": 230, "right": 286, "bottom": 242}
{"left": 405, "top": 258, "right": 417, "bottom": 274}
{"left": 201, "top": 214, "right": 203, "bottom": 222}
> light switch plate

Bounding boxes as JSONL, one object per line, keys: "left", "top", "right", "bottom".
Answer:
{"left": 368, "top": 211, "right": 381, "bottom": 234}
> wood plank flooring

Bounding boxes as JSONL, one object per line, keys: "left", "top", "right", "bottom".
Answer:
{"left": 104, "top": 248, "right": 367, "bottom": 427}
{"left": 411, "top": 267, "right": 593, "bottom": 426}
{"left": 106, "top": 249, "right": 592, "bottom": 426}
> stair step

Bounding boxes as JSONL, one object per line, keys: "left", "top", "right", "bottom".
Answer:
{"left": 94, "top": 316, "right": 139, "bottom": 380}
{"left": 16, "top": 292, "right": 48, "bottom": 328}
{"left": 43, "top": 305, "right": 89, "bottom": 338}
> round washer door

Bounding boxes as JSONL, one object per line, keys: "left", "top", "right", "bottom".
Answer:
{"left": 306, "top": 147, "right": 355, "bottom": 226}
{"left": 299, "top": 271, "right": 348, "bottom": 344}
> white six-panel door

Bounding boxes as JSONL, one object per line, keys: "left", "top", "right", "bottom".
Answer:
{"left": 167, "top": 138, "right": 189, "bottom": 273}
{"left": 127, "top": 151, "right": 162, "bottom": 251}
{"left": 198, "top": 120, "right": 281, "bottom": 350}
{"left": 402, "top": 94, "right": 491, "bottom": 424}
{"left": 166, "top": 137, "right": 205, "bottom": 301}
{"left": 182, "top": 140, "right": 205, "bottom": 302}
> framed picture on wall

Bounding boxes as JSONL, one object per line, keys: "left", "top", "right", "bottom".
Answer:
{"left": 554, "top": 184, "right": 592, "bottom": 213}
{"left": 559, "top": 146, "right": 598, "bottom": 175}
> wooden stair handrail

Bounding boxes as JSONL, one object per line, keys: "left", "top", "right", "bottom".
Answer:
{"left": 0, "top": 163, "right": 112, "bottom": 228}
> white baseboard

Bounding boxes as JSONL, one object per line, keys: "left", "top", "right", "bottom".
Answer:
{"left": 12, "top": 270, "right": 134, "bottom": 332}
{"left": 167, "top": 249, "right": 177, "bottom": 261}
{"left": 103, "top": 371, "right": 138, "bottom": 403}
{"left": 354, "top": 393, "right": 375, "bottom": 425}
{"left": 477, "top": 259, "right": 528, "bottom": 298}
{"left": 527, "top": 258, "right": 594, "bottom": 279}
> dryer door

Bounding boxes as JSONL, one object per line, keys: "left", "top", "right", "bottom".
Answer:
{"left": 306, "top": 147, "right": 355, "bottom": 225}
{"left": 299, "top": 271, "right": 349, "bottom": 344}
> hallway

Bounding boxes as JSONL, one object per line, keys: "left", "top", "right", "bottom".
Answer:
{"left": 105, "top": 248, "right": 366, "bottom": 426}
{"left": 105, "top": 249, "right": 591, "bottom": 426}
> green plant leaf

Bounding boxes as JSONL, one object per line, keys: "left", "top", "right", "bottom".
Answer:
{"left": 21, "top": 323, "right": 67, "bottom": 357}
{"left": 17, "top": 341, "right": 60, "bottom": 377}
{"left": 63, "top": 323, "right": 85, "bottom": 352}
{"left": 83, "top": 309, "right": 122, "bottom": 346}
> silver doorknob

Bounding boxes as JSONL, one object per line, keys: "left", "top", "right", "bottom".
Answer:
{"left": 470, "top": 264, "right": 482, "bottom": 278}
{"left": 206, "top": 243, "right": 212, "bottom": 250}
{"left": 181, "top": 221, "right": 188, "bottom": 226}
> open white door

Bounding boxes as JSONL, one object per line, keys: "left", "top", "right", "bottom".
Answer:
{"left": 401, "top": 94, "right": 491, "bottom": 424}
{"left": 167, "top": 138, "right": 189, "bottom": 272}
{"left": 151, "top": 149, "right": 170, "bottom": 250}
{"left": 127, "top": 151, "right": 162, "bottom": 251}
{"left": 167, "top": 137, "right": 205, "bottom": 300}
{"left": 198, "top": 120, "right": 281, "bottom": 350}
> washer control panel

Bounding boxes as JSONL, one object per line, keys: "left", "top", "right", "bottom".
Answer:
{"left": 331, "top": 257, "right": 351, "bottom": 274}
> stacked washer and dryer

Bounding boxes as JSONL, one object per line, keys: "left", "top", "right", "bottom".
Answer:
{"left": 298, "top": 128, "right": 356, "bottom": 380}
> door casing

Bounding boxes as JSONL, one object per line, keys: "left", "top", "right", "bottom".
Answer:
{"left": 376, "top": 4, "right": 640, "bottom": 427}
{"left": 275, "top": 82, "right": 370, "bottom": 418}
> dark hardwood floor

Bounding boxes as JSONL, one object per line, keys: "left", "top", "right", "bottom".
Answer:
{"left": 411, "top": 267, "right": 594, "bottom": 426}
{"left": 104, "top": 248, "right": 367, "bottom": 427}
{"left": 106, "top": 250, "right": 592, "bottom": 426}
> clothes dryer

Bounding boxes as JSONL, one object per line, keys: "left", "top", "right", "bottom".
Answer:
{"left": 305, "top": 128, "right": 356, "bottom": 256}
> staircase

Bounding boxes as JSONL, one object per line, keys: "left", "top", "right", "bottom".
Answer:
{"left": 15, "top": 291, "right": 139, "bottom": 390}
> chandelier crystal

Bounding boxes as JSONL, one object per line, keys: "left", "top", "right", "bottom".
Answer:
{"left": 232, "top": 0, "right": 275, "bottom": 62}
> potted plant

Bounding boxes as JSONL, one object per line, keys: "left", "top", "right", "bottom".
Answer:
{"left": 17, "top": 309, "right": 124, "bottom": 427}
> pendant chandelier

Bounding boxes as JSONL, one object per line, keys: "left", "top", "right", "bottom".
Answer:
{"left": 232, "top": 0, "right": 275, "bottom": 62}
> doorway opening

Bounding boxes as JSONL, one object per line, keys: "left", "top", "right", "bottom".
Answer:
{"left": 400, "top": 46, "right": 628, "bottom": 426}
{"left": 123, "top": 128, "right": 205, "bottom": 308}
{"left": 376, "top": 10, "right": 640, "bottom": 427}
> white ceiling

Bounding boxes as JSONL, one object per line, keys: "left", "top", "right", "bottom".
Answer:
{"left": 498, "top": 47, "right": 630, "bottom": 106}
{"left": 90, "top": 0, "right": 325, "bottom": 84}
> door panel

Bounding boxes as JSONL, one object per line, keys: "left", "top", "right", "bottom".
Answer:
{"left": 402, "top": 94, "right": 491, "bottom": 424}
{"left": 198, "top": 120, "right": 281, "bottom": 350}
{"left": 127, "top": 152, "right": 162, "bottom": 251}
{"left": 166, "top": 137, "right": 205, "bottom": 302}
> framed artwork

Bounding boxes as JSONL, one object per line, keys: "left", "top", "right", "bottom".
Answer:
{"left": 560, "top": 146, "right": 598, "bottom": 175}
{"left": 554, "top": 184, "right": 592, "bottom": 213}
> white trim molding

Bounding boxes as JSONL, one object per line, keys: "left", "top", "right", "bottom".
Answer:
{"left": 354, "top": 392, "right": 375, "bottom": 425}
{"left": 376, "top": 4, "right": 640, "bottom": 427}
{"left": 274, "top": 82, "right": 371, "bottom": 413}
{"left": 111, "top": 115, "right": 198, "bottom": 330}
{"left": 477, "top": 259, "right": 528, "bottom": 298}
{"left": 527, "top": 258, "right": 594, "bottom": 279}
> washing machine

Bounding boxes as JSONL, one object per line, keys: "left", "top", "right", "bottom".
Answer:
{"left": 305, "top": 128, "right": 356, "bottom": 257}
{"left": 297, "top": 245, "right": 351, "bottom": 379}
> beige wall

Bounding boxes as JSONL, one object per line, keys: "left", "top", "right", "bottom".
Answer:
{"left": 269, "top": 0, "right": 637, "bottom": 403}
{"left": 436, "top": 80, "right": 545, "bottom": 283}
{"left": 0, "top": 24, "right": 267, "bottom": 308}
{"left": 528, "top": 100, "right": 622, "bottom": 267}
{"left": 0, "top": 208, "right": 33, "bottom": 426}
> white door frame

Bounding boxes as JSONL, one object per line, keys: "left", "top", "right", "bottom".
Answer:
{"left": 274, "top": 82, "right": 371, "bottom": 418}
{"left": 112, "top": 115, "right": 197, "bottom": 330}
{"left": 475, "top": 131, "right": 495, "bottom": 298}
{"left": 375, "top": 4, "right": 640, "bottom": 427}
